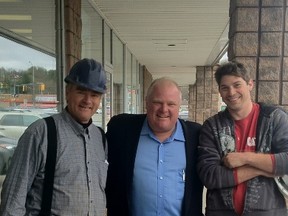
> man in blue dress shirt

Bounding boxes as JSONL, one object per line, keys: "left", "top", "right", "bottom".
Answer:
{"left": 106, "top": 77, "right": 204, "bottom": 216}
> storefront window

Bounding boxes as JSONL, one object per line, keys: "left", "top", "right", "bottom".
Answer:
{"left": 126, "top": 49, "right": 132, "bottom": 113}
{"left": 0, "top": 37, "right": 56, "bottom": 111}
{"left": 131, "top": 55, "right": 139, "bottom": 114}
{"left": 81, "top": 0, "right": 104, "bottom": 127}
{"left": 104, "top": 23, "right": 112, "bottom": 65}
{"left": 112, "top": 33, "right": 124, "bottom": 115}
{"left": 0, "top": 0, "right": 56, "bottom": 141}
{"left": 81, "top": 0, "right": 103, "bottom": 62}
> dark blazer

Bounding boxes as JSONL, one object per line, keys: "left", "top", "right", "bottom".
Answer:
{"left": 106, "top": 114, "right": 204, "bottom": 216}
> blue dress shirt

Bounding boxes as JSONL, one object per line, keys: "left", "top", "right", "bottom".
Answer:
{"left": 131, "top": 118, "right": 186, "bottom": 216}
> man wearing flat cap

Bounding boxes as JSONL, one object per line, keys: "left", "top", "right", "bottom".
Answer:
{"left": 0, "top": 59, "right": 108, "bottom": 216}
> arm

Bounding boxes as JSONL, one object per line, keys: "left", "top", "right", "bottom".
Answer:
{"left": 270, "top": 109, "right": 288, "bottom": 176}
{"left": 0, "top": 121, "right": 44, "bottom": 215}
{"left": 223, "top": 152, "right": 273, "bottom": 172}
{"left": 223, "top": 152, "right": 275, "bottom": 183}
{"left": 105, "top": 114, "right": 134, "bottom": 216}
{"left": 197, "top": 119, "right": 236, "bottom": 189}
{"left": 223, "top": 108, "right": 288, "bottom": 181}
{"left": 235, "top": 165, "right": 275, "bottom": 184}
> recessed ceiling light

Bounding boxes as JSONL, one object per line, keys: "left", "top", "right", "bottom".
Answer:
{"left": 0, "top": 0, "right": 22, "bottom": 2}
{"left": 10, "top": 28, "right": 32, "bottom": 34}
{"left": 0, "top": 15, "right": 31, "bottom": 21}
{"left": 153, "top": 39, "right": 188, "bottom": 44}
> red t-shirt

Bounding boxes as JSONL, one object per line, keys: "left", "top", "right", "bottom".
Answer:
{"left": 233, "top": 103, "right": 259, "bottom": 215}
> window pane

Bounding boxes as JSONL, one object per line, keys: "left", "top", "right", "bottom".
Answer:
{"left": 0, "top": 115, "right": 21, "bottom": 126}
{"left": 131, "top": 56, "right": 138, "bottom": 114}
{"left": 104, "top": 23, "right": 111, "bottom": 64}
{"left": 126, "top": 50, "right": 132, "bottom": 113}
{"left": 23, "top": 115, "right": 40, "bottom": 126}
{"left": 112, "top": 33, "right": 124, "bottom": 114}
{"left": 0, "top": 37, "right": 56, "bottom": 111}
{"left": 81, "top": 0, "right": 103, "bottom": 62}
{"left": 81, "top": 0, "right": 105, "bottom": 127}
{"left": 0, "top": 1, "right": 57, "bottom": 115}
{"left": 0, "top": 1, "right": 55, "bottom": 52}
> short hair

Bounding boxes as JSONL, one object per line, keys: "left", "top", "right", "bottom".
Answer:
{"left": 214, "top": 61, "right": 251, "bottom": 86}
{"left": 146, "top": 77, "right": 182, "bottom": 101}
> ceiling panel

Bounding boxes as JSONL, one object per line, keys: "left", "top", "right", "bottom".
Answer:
{"left": 90, "top": 0, "right": 230, "bottom": 85}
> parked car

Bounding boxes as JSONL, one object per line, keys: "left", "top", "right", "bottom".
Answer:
{"left": 0, "top": 111, "right": 49, "bottom": 139}
{"left": 0, "top": 135, "right": 17, "bottom": 175}
{"left": 0, "top": 111, "right": 50, "bottom": 175}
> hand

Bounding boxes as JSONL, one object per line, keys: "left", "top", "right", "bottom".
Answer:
{"left": 222, "top": 152, "right": 252, "bottom": 169}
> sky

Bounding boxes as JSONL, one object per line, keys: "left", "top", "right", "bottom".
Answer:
{"left": 0, "top": 37, "right": 56, "bottom": 71}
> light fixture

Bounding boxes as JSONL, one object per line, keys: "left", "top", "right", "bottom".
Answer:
{"left": 0, "top": 0, "right": 22, "bottom": 2}
{"left": 10, "top": 29, "right": 32, "bottom": 34}
{"left": 0, "top": 15, "right": 31, "bottom": 21}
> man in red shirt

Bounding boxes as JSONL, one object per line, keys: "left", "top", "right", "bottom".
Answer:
{"left": 197, "top": 61, "right": 288, "bottom": 216}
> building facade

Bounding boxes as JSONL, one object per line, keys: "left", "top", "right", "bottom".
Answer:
{"left": 0, "top": 0, "right": 287, "bottom": 129}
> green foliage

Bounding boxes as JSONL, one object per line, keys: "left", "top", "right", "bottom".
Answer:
{"left": 0, "top": 66, "right": 57, "bottom": 94}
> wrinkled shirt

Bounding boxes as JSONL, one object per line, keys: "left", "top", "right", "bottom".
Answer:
{"left": 0, "top": 109, "right": 108, "bottom": 216}
{"left": 131, "top": 119, "right": 186, "bottom": 216}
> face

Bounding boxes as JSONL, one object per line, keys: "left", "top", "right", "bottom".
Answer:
{"left": 146, "top": 81, "right": 181, "bottom": 137}
{"left": 66, "top": 84, "right": 102, "bottom": 124}
{"left": 219, "top": 75, "right": 253, "bottom": 115}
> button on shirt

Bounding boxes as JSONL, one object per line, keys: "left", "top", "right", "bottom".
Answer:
{"left": 131, "top": 119, "right": 186, "bottom": 216}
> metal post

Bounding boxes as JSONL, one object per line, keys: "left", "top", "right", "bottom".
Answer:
{"left": 29, "top": 61, "right": 35, "bottom": 107}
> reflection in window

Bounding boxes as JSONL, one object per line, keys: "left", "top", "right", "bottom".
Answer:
{"left": 0, "top": 37, "right": 56, "bottom": 111}
{"left": 81, "top": 0, "right": 103, "bottom": 62}
{"left": 126, "top": 49, "right": 132, "bottom": 113}
{"left": 104, "top": 23, "right": 112, "bottom": 65}
{"left": 104, "top": 71, "right": 112, "bottom": 127}
{"left": 0, "top": 115, "right": 21, "bottom": 126}
{"left": 23, "top": 115, "right": 41, "bottom": 126}
{"left": 81, "top": 0, "right": 104, "bottom": 127}
{"left": 112, "top": 33, "right": 124, "bottom": 115}
{"left": 0, "top": 1, "right": 55, "bottom": 52}
{"left": 131, "top": 55, "right": 139, "bottom": 114}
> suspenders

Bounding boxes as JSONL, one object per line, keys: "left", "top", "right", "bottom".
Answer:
{"left": 39, "top": 116, "right": 57, "bottom": 216}
{"left": 39, "top": 116, "right": 106, "bottom": 215}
